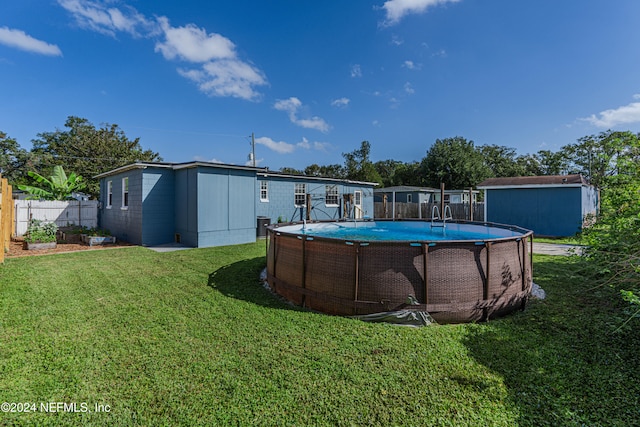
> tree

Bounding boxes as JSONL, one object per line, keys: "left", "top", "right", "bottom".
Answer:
{"left": 17, "top": 165, "right": 84, "bottom": 200}
{"left": 478, "top": 144, "right": 526, "bottom": 177}
{"left": 304, "top": 163, "right": 346, "bottom": 178}
{"left": 342, "top": 141, "right": 382, "bottom": 184}
{"left": 561, "top": 130, "right": 640, "bottom": 187}
{"left": 279, "top": 167, "right": 304, "bottom": 175}
{"left": 419, "top": 137, "right": 491, "bottom": 189}
{"left": 0, "top": 132, "right": 31, "bottom": 185}
{"left": 534, "top": 149, "right": 568, "bottom": 176}
{"left": 30, "top": 116, "right": 161, "bottom": 198}
{"left": 374, "top": 160, "right": 421, "bottom": 187}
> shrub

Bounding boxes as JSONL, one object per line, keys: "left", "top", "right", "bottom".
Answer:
{"left": 24, "top": 219, "right": 58, "bottom": 243}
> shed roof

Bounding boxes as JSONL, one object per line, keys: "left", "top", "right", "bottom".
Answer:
{"left": 94, "top": 161, "right": 267, "bottom": 179}
{"left": 374, "top": 185, "right": 437, "bottom": 193}
{"left": 477, "top": 174, "right": 589, "bottom": 189}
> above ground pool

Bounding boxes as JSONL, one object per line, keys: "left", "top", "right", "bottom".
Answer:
{"left": 266, "top": 219, "right": 533, "bottom": 324}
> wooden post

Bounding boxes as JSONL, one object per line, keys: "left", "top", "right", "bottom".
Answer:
{"left": 0, "top": 176, "right": 4, "bottom": 264}
{"left": 0, "top": 177, "right": 10, "bottom": 263}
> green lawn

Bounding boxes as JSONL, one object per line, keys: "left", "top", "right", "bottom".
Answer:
{"left": 1, "top": 243, "right": 638, "bottom": 426}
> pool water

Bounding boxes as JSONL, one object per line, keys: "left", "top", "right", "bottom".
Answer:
{"left": 292, "top": 221, "right": 524, "bottom": 242}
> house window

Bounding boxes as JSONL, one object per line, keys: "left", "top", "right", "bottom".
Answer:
{"left": 107, "top": 181, "right": 113, "bottom": 208}
{"left": 407, "top": 194, "right": 413, "bottom": 203}
{"left": 294, "top": 183, "right": 306, "bottom": 207}
{"left": 122, "top": 177, "right": 129, "bottom": 209}
{"left": 260, "top": 181, "right": 269, "bottom": 202}
{"left": 443, "top": 194, "right": 450, "bottom": 203}
{"left": 325, "top": 185, "right": 338, "bottom": 206}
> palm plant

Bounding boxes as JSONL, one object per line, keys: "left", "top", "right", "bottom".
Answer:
{"left": 18, "top": 165, "right": 84, "bottom": 200}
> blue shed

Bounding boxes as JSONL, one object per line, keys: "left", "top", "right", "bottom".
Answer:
{"left": 96, "top": 162, "right": 377, "bottom": 248}
{"left": 477, "top": 174, "right": 599, "bottom": 237}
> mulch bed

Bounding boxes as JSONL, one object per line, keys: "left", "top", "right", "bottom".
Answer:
{"left": 7, "top": 237, "right": 134, "bottom": 258}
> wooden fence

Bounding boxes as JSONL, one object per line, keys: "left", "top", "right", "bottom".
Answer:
{"left": 0, "top": 176, "right": 13, "bottom": 264}
{"left": 14, "top": 200, "right": 99, "bottom": 236}
{"left": 374, "top": 202, "right": 485, "bottom": 221}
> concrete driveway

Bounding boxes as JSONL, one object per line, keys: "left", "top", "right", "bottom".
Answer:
{"left": 532, "top": 242, "right": 585, "bottom": 256}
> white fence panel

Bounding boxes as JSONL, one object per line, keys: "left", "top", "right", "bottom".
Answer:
{"left": 15, "top": 200, "right": 99, "bottom": 236}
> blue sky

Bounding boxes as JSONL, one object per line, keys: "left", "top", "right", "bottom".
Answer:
{"left": 2, "top": 0, "right": 640, "bottom": 171}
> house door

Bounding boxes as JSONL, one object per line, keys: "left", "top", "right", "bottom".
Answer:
{"left": 354, "top": 191, "right": 363, "bottom": 219}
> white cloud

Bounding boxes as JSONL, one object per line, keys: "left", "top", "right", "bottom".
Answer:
{"left": 155, "top": 17, "right": 235, "bottom": 62}
{"left": 0, "top": 27, "right": 62, "bottom": 56}
{"left": 274, "top": 97, "right": 330, "bottom": 132}
{"left": 390, "top": 34, "right": 404, "bottom": 46}
{"left": 351, "top": 64, "right": 362, "bottom": 78}
{"left": 582, "top": 95, "right": 640, "bottom": 128}
{"left": 256, "top": 136, "right": 330, "bottom": 155}
{"left": 331, "top": 97, "right": 350, "bottom": 108}
{"left": 403, "top": 60, "right": 422, "bottom": 70}
{"left": 255, "top": 136, "right": 296, "bottom": 154}
{"left": 381, "top": 0, "right": 461, "bottom": 25}
{"left": 58, "top": 0, "right": 156, "bottom": 37}
{"left": 404, "top": 82, "right": 415, "bottom": 94}
{"left": 58, "top": 1, "right": 267, "bottom": 100}
{"left": 178, "top": 58, "right": 266, "bottom": 100}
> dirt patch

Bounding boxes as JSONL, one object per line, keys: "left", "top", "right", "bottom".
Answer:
{"left": 7, "top": 237, "right": 134, "bottom": 258}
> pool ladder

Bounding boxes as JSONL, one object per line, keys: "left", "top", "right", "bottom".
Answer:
{"left": 430, "top": 205, "right": 452, "bottom": 228}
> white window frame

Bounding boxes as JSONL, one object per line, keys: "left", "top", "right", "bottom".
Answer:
{"left": 106, "top": 180, "right": 113, "bottom": 209}
{"left": 121, "top": 177, "right": 129, "bottom": 209}
{"left": 260, "top": 180, "right": 269, "bottom": 202}
{"left": 325, "top": 185, "right": 338, "bottom": 206}
{"left": 294, "top": 183, "right": 306, "bottom": 207}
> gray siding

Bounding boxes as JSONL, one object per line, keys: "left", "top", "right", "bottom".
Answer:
{"left": 197, "top": 167, "right": 256, "bottom": 247}
{"left": 99, "top": 169, "right": 143, "bottom": 244}
{"left": 141, "top": 169, "right": 175, "bottom": 246}
{"left": 174, "top": 168, "right": 198, "bottom": 247}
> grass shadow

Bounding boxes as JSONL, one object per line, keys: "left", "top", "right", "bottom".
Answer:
{"left": 462, "top": 256, "right": 640, "bottom": 426}
{"left": 207, "top": 256, "right": 300, "bottom": 311}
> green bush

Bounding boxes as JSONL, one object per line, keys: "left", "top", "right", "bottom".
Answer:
{"left": 24, "top": 219, "right": 58, "bottom": 243}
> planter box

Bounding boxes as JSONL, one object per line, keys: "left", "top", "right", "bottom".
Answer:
{"left": 24, "top": 241, "right": 57, "bottom": 251}
{"left": 81, "top": 235, "right": 116, "bottom": 246}
{"left": 59, "top": 232, "right": 83, "bottom": 244}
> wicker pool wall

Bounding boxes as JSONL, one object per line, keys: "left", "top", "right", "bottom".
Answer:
{"left": 266, "top": 221, "right": 533, "bottom": 324}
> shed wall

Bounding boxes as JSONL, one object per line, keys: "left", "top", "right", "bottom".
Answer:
{"left": 486, "top": 187, "right": 582, "bottom": 236}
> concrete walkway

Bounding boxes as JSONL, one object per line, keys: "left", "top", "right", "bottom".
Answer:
{"left": 532, "top": 242, "right": 585, "bottom": 256}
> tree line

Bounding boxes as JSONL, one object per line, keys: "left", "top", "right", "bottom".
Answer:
{"left": 283, "top": 131, "right": 640, "bottom": 191}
